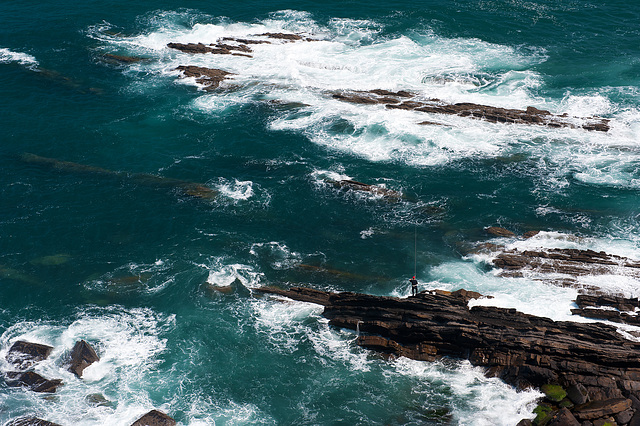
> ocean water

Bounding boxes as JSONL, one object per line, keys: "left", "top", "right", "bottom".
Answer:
{"left": 1, "top": 0, "right": 639, "bottom": 424}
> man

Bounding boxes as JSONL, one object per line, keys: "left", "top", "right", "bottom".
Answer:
{"left": 410, "top": 276, "right": 418, "bottom": 296}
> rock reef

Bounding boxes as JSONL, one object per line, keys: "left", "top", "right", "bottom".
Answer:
{"left": 256, "top": 286, "right": 640, "bottom": 425}
{"left": 333, "top": 90, "right": 610, "bottom": 132}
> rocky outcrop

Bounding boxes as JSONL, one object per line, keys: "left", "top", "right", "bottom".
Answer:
{"left": 5, "top": 417, "right": 62, "bottom": 426}
{"left": 4, "top": 340, "right": 63, "bottom": 393}
{"left": 256, "top": 32, "right": 304, "bottom": 41}
{"left": 256, "top": 286, "right": 640, "bottom": 424}
{"left": 5, "top": 371, "right": 63, "bottom": 393}
{"left": 67, "top": 340, "right": 99, "bottom": 378}
{"left": 571, "top": 294, "right": 640, "bottom": 326}
{"left": 328, "top": 179, "right": 403, "bottom": 200}
{"left": 167, "top": 42, "right": 251, "bottom": 57}
{"left": 332, "top": 90, "right": 610, "bottom": 132}
{"left": 492, "top": 248, "right": 640, "bottom": 279}
{"left": 130, "top": 410, "right": 176, "bottom": 426}
{"left": 174, "top": 66, "right": 235, "bottom": 91}
{"left": 6, "top": 341, "right": 53, "bottom": 369}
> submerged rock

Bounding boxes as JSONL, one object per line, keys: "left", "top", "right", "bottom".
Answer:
{"left": 485, "top": 226, "right": 516, "bottom": 237}
{"left": 19, "top": 153, "right": 218, "bottom": 200}
{"left": 328, "top": 179, "right": 403, "bottom": 200}
{"left": 86, "top": 393, "right": 115, "bottom": 407}
{"left": 5, "top": 371, "right": 63, "bottom": 393}
{"left": 6, "top": 341, "right": 53, "bottom": 370}
{"left": 101, "top": 53, "right": 149, "bottom": 64}
{"left": 30, "top": 254, "right": 72, "bottom": 266}
{"left": 67, "top": 340, "right": 99, "bottom": 378}
{"left": 130, "top": 410, "right": 176, "bottom": 426}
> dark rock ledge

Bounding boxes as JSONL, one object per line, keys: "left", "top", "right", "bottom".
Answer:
{"left": 333, "top": 90, "right": 610, "bottom": 132}
{"left": 256, "top": 286, "right": 640, "bottom": 425}
{"left": 174, "top": 65, "right": 235, "bottom": 91}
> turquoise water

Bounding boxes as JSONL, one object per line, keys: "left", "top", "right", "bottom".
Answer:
{"left": 1, "top": 1, "right": 640, "bottom": 424}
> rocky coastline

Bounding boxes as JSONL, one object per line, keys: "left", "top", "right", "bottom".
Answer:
{"left": 255, "top": 284, "right": 640, "bottom": 425}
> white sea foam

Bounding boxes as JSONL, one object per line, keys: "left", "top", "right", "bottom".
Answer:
{"left": 92, "top": 10, "right": 640, "bottom": 190}
{"left": 249, "top": 241, "right": 301, "bottom": 270}
{"left": 0, "top": 47, "right": 38, "bottom": 69}
{"left": 392, "top": 357, "right": 540, "bottom": 426}
{"left": 467, "top": 231, "right": 640, "bottom": 299}
{"left": 0, "top": 307, "right": 175, "bottom": 426}
{"left": 199, "top": 257, "right": 263, "bottom": 289}
{"left": 214, "top": 178, "right": 255, "bottom": 201}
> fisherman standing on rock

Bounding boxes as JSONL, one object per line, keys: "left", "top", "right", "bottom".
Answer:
{"left": 410, "top": 276, "right": 418, "bottom": 296}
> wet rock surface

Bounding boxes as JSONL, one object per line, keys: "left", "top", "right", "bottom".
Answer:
{"left": 130, "top": 410, "right": 176, "bottom": 426}
{"left": 5, "top": 371, "right": 63, "bottom": 393}
{"left": 6, "top": 341, "right": 53, "bottom": 370}
{"left": 492, "top": 247, "right": 640, "bottom": 279}
{"left": 67, "top": 340, "right": 99, "bottom": 378}
{"left": 332, "top": 90, "right": 610, "bottom": 132}
{"left": 174, "top": 66, "right": 235, "bottom": 91}
{"left": 256, "top": 285, "right": 640, "bottom": 425}
{"left": 328, "top": 179, "right": 403, "bottom": 200}
{"left": 5, "top": 417, "right": 62, "bottom": 426}
{"left": 166, "top": 42, "right": 251, "bottom": 57}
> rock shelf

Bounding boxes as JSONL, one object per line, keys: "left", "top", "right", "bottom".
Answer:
{"left": 256, "top": 286, "right": 640, "bottom": 425}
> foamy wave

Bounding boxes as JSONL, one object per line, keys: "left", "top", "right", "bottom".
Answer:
{"left": 0, "top": 307, "right": 175, "bottom": 426}
{"left": 93, "top": 10, "right": 640, "bottom": 184}
{"left": 250, "top": 241, "right": 301, "bottom": 270}
{"left": 392, "top": 357, "right": 540, "bottom": 426}
{"left": 198, "top": 257, "right": 263, "bottom": 288}
{"left": 82, "top": 260, "right": 173, "bottom": 294}
{"left": 0, "top": 47, "right": 38, "bottom": 68}
{"left": 215, "top": 178, "right": 255, "bottom": 201}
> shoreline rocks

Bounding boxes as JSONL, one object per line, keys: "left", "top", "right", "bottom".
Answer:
{"left": 256, "top": 285, "right": 640, "bottom": 425}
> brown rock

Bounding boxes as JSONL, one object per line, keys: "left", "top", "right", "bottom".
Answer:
{"left": 567, "top": 383, "right": 590, "bottom": 405}
{"left": 615, "top": 408, "right": 634, "bottom": 424}
{"left": 593, "top": 419, "right": 617, "bottom": 426}
{"left": 68, "top": 340, "right": 99, "bottom": 378}
{"left": 167, "top": 42, "right": 216, "bottom": 54}
{"left": 174, "top": 66, "right": 235, "bottom": 91}
{"left": 131, "top": 410, "right": 176, "bottom": 426}
{"left": 331, "top": 90, "right": 611, "bottom": 131}
{"left": 574, "top": 398, "right": 632, "bottom": 420}
{"left": 548, "top": 407, "right": 580, "bottom": 426}
{"left": 5, "top": 371, "right": 63, "bottom": 393}
{"left": 256, "top": 286, "right": 640, "bottom": 403}
{"left": 5, "top": 417, "right": 62, "bottom": 426}
{"left": 6, "top": 341, "right": 53, "bottom": 370}
{"left": 485, "top": 226, "right": 516, "bottom": 237}
{"left": 256, "top": 32, "right": 303, "bottom": 41}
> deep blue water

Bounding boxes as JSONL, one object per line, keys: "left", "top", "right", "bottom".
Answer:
{"left": 1, "top": 1, "right": 639, "bottom": 424}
